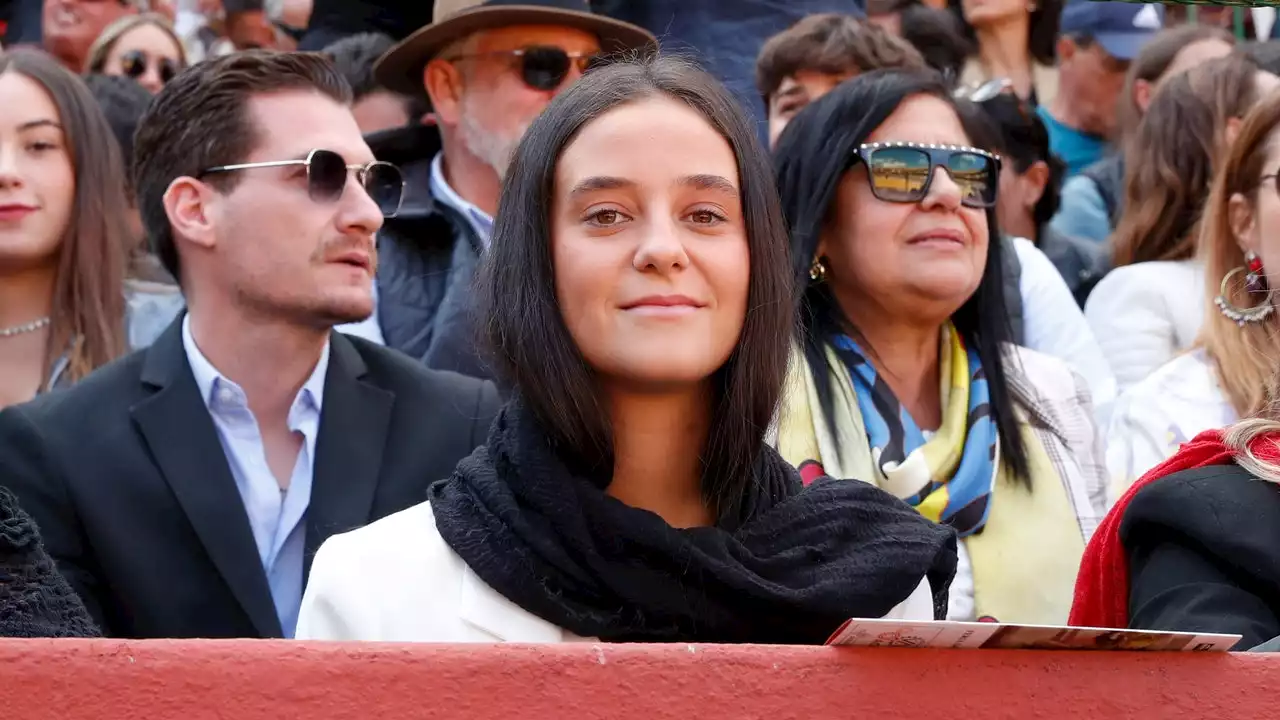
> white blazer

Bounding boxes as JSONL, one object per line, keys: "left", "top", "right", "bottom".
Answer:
{"left": 296, "top": 501, "right": 939, "bottom": 642}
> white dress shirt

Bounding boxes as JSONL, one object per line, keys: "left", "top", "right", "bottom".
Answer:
{"left": 429, "top": 152, "right": 494, "bottom": 245}
{"left": 296, "top": 501, "right": 937, "bottom": 642}
{"left": 182, "top": 316, "right": 331, "bottom": 637}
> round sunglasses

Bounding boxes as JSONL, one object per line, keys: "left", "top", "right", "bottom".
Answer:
{"left": 444, "top": 45, "right": 601, "bottom": 92}
{"left": 853, "top": 142, "right": 1001, "bottom": 209}
{"left": 200, "top": 149, "right": 405, "bottom": 217}
{"left": 119, "top": 49, "right": 179, "bottom": 86}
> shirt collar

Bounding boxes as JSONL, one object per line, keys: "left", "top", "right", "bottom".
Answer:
{"left": 182, "top": 314, "right": 330, "bottom": 411}
{"left": 429, "top": 151, "right": 494, "bottom": 244}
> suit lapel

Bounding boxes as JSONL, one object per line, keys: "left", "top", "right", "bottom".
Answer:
{"left": 305, "top": 334, "right": 394, "bottom": 577}
{"left": 130, "top": 319, "right": 283, "bottom": 638}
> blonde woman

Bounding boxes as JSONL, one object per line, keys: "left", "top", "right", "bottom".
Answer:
{"left": 1072, "top": 417, "right": 1280, "bottom": 650}
{"left": 84, "top": 14, "right": 188, "bottom": 94}
{"left": 1104, "top": 78, "right": 1280, "bottom": 498}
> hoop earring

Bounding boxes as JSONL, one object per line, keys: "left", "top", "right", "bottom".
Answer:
{"left": 1215, "top": 252, "right": 1274, "bottom": 326}
{"left": 809, "top": 258, "right": 828, "bottom": 283}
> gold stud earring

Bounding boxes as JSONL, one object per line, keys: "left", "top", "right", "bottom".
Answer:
{"left": 809, "top": 258, "right": 828, "bottom": 283}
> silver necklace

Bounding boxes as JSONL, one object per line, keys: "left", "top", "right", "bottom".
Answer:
{"left": 0, "top": 316, "right": 51, "bottom": 337}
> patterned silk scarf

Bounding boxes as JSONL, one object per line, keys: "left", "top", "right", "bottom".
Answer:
{"left": 830, "top": 325, "right": 997, "bottom": 537}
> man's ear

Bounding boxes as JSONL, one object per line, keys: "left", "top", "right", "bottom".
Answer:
{"left": 163, "top": 177, "right": 218, "bottom": 255}
{"left": 1056, "top": 36, "right": 1077, "bottom": 64}
{"left": 424, "top": 59, "right": 466, "bottom": 127}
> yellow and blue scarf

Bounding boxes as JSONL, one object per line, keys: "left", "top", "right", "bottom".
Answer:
{"left": 831, "top": 331, "right": 995, "bottom": 537}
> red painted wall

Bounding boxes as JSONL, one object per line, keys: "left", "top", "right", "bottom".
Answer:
{"left": 2, "top": 641, "right": 1275, "bottom": 719}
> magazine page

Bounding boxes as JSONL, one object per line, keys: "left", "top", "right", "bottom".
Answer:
{"left": 826, "top": 618, "right": 1240, "bottom": 651}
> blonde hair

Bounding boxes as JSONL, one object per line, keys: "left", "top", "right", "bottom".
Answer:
{"left": 1224, "top": 417, "right": 1280, "bottom": 483}
{"left": 83, "top": 14, "right": 188, "bottom": 75}
{"left": 1195, "top": 90, "right": 1280, "bottom": 420}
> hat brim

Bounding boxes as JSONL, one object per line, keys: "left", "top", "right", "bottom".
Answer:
{"left": 375, "top": 6, "right": 659, "bottom": 96}
{"left": 1094, "top": 31, "right": 1156, "bottom": 62}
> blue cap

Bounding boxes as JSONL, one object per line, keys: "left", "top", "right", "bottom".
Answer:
{"left": 1059, "top": 1, "right": 1165, "bottom": 61}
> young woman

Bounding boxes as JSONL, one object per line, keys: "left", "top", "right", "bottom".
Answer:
{"left": 1086, "top": 56, "right": 1278, "bottom": 398}
{"left": 0, "top": 49, "right": 181, "bottom": 409}
{"left": 954, "top": 0, "right": 1060, "bottom": 104}
{"left": 1103, "top": 91, "right": 1280, "bottom": 500}
{"left": 84, "top": 13, "right": 188, "bottom": 94}
{"left": 773, "top": 69, "right": 1106, "bottom": 625}
{"left": 295, "top": 57, "right": 956, "bottom": 644}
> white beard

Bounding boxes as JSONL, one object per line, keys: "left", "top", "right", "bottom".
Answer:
{"left": 458, "top": 107, "right": 526, "bottom": 181}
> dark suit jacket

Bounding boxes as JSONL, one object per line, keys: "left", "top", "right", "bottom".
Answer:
{"left": 1123, "top": 464, "right": 1280, "bottom": 650}
{"left": 0, "top": 318, "right": 500, "bottom": 639}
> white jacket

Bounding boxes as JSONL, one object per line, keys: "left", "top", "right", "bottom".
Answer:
{"left": 1104, "top": 349, "right": 1237, "bottom": 502}
{"left": 1084, "top": 260, "right": 1205, "bottom": 395}
{"left": 295, "top": 501, "right": 937, "bottom": 642}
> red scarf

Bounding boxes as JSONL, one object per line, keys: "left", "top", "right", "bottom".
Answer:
{"left": 1069, "top": 430, "right": 1236, "bottom": 628}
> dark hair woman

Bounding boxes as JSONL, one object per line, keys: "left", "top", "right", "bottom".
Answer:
{"left": 295, "top": 56, "right": 957, "bottom": 644}
{"left": 772, "top": 69, "right": 1106, "bottom": 626}
{"left": 973, "top": 89, "right": 1103, "bottom": 302}
{"left": 0, "top": 49, "right": 181, "bottom": 409}
{"left": 952, "top": 0, "right": 1061, "bottom": 104}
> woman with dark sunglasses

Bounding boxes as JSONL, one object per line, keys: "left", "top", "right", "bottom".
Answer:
{"left": 773, "top": 69, "right": 1106, "bottom": 626}
{"left": 84, "top": 13, "right": 187, "bottom": 95}
{"left": 296, "top": 56, "right": 956, "bottom": 644}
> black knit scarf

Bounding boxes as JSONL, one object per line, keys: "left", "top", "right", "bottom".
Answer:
{"left": 429, "top": 400, "right": 958, "bottom": 644}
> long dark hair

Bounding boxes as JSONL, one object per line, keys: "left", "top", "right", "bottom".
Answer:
{"left": 774, "top": 68, "right": 1029, "bottom": 483}
{"left": 978, "top": 92, "right": 1065, "bottom": 229}
{"left": 950, "top": 0, "right": 1061, "bottom": 68}
{"left": 472, "top": 55, "right": 795, "bottom": 522}
{"left": 0, "top": 49, "right": 128, "bottom": 383}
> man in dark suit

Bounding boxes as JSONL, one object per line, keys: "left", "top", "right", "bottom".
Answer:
{"left": 0, "top": 50, "right": 500, "bottom": 639}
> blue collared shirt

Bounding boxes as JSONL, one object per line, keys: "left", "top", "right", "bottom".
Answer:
{"left": 429, "top": 151, "right": 494, "bottom": 244}
{"left": 182, "top": 316, "right": 330, "bottom": 638}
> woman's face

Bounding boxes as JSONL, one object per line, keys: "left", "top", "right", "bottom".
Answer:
{"left": 1233, "top": 131, "right": 1280, "bottom": 289}
{"left": 820, "top": 94, "right": 990, "bottom": 322}
{"left": 961, "top": 0, "right": 1030, "bottom": 28}
{"left": 551, "top": 96, "right": 750, "bottom": 390}
{"left": 0, "top": 72, "right": 74, "bottom": 272}
{"left": 103, "top": 23, "right": 183, "bottom": 94}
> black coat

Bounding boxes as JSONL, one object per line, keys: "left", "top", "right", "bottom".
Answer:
{"left": 1123, "top": 464, "right": 1280, "bottom": 650}
{"left": 0, "top": 318, "right": 500, "bottom": 638}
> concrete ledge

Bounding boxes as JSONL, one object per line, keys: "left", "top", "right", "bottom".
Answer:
{"left": 2, "top": 640, "right": 1275, "bottom": 718}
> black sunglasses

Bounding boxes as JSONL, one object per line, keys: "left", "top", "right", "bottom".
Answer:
{"left": 445, "top": 45, "right": 601, "bottom": 92}
{"left": 852, "top": 142, "right": 1001, "bottom": 209}
{"left": 120, "top": 50, "right": 179, "bottom": 85}
{"left": 201, "top": 149, "right": 405, "bottom": 217}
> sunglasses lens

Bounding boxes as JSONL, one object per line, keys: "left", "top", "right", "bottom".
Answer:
{"left": 867, "top": 147, "right": 931, "bottom": 202}
{"left": 159, "top": 59, "right": 177, "bottom": 84}
{"left": 307, "top": 150, "right": 348, "bottom": 202}
{"left": 122, "top": 51, "right": 146, "bottom": 79}
{"left": 947, "top": 152, "right": 998, "bottom": 207}
{"left": 520, "top": 46, "right": 571, "bottom": 91}
{"left": 363, "top": 162, "right": 404, "bottom": 217}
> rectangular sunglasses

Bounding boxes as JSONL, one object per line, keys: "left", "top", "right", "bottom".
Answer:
{"left": 201, "top": 148, "right": 405, "bottom": 217}
{"left": 853, "top": 142, "right": 1001, "bottom": 209}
